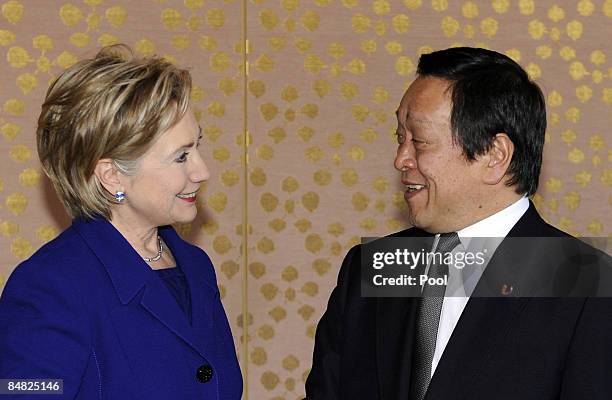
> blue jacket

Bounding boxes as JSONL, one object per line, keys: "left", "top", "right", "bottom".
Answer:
{"left": 0, "top": 218, "right": 242, "bottom": 399}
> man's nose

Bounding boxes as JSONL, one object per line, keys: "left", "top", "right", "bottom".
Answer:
{"left": 394, "top": 143, "right": 417, "bottom": 171}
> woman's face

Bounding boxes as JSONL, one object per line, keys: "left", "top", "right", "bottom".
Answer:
{"left": 117, "top": 111, "right": 209, "bottom": 229}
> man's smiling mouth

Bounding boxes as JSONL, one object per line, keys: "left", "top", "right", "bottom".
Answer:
{"left": 176, "top": 190, "right": 198, "bottom": 199}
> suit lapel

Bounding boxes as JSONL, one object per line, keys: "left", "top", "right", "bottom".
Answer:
{"left": 138, "top": 276, "right": 207, "bottom": 359}
{"left": 72, "top": 218, "right": 208, "bottom": 359}
{"left": 472, "top": 201, "right": 554, "bottom": 297}
{"left": 158, "top": 226, "right": 219, "bottom": 360}
{"left": 375, "top": 230, "right": 433, "bottom": 400}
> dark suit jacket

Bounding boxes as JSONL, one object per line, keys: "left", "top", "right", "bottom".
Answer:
{"left": 306, "top": 203, "right": 612, "bottom": 400}
{"left": 0, "top": 218, "right": 242, "bottom": 399}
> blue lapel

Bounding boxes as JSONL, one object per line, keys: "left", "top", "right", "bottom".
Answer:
{"left": 158, "top": 226, "right": 220, "bottom": 359}
{"left": 72, "top": 218, "right": 214, "bottom": 360}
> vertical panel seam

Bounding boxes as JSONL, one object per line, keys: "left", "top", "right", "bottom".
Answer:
{"left": 241, "top": 0, "right": 249, "bottom": 398}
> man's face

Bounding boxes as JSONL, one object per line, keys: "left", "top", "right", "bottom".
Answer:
{"left": 394, "top": 77, "right": 485, "bottom": 233}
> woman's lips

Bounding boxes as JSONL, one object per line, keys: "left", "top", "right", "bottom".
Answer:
{"left": 176, "top": 191, "right": 198, "bottom": 203}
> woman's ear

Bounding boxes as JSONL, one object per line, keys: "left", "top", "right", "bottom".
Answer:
{"left": 482, "top": 133, "right": 514, "bottom": 186}
{"left": 94, "top": 159, "right": 122, "bottom": 195}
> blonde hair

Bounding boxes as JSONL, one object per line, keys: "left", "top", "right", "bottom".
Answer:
{"left": 37, "top": 44, "right": 192, "bottom": 220}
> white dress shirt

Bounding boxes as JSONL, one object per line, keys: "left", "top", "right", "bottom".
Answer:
{"left": 429, "top": 196, "right": 530, "bottom": 377}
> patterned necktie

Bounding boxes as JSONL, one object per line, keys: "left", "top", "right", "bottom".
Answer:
{"left": 409, "top": 232, "right": 461, "bottom": 400}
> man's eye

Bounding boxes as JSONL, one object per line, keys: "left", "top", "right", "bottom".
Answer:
{"left": 411, "top": 138, "right": 426, "bottom": 145}
{"left": 176, "top": 152, "right": 189, "bottom": 163}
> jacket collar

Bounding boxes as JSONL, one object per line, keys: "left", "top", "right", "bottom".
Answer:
{"left": 71, "top": 218, "right": 215, "bottom": 359}
{"left": 72, "top": 218, "right": 151, "bottom": 304}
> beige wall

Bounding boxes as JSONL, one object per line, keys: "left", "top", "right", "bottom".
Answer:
{"left": 1, "top": 0, "right": 611, "bottom": 398}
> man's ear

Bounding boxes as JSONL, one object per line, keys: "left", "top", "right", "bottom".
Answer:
{"left": 482, "top": 133, "right": 514, "bottom": 186}
{"left": 94, "top": 159, "right": 123, "bottom": 195}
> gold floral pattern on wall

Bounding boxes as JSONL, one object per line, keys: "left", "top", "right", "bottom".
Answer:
{"left": 1, "top": 0, "right": 611, "bottom": 399}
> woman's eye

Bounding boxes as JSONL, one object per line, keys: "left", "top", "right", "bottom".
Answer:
{"left": 176, "top": 152, "right": 189, "bottom": 163}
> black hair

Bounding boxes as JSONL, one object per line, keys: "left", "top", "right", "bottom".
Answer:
{"left": 417, "top": 47, "right": 546, "bottom": 196}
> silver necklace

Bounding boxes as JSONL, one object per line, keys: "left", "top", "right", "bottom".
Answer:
{"left": 143, "top": 236, "right": 163, "bottom": 263}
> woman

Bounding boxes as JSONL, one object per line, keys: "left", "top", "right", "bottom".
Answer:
{"left": 0, "top": 45, "right": 242, "bottom": 399}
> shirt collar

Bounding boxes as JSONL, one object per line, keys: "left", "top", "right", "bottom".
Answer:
{"left": 433, "top": 196, "right": 530, "bottom": 249}
{"left": 458, "top": 196, "right": 529, "bottom": 239}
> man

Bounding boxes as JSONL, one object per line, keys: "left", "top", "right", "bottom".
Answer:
{"left": 306, "top": 47, "right": 612, "bottom": 400}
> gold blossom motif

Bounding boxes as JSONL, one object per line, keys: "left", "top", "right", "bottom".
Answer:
{"left": 1, "top": 0, "right": 24, "bottom": 24}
